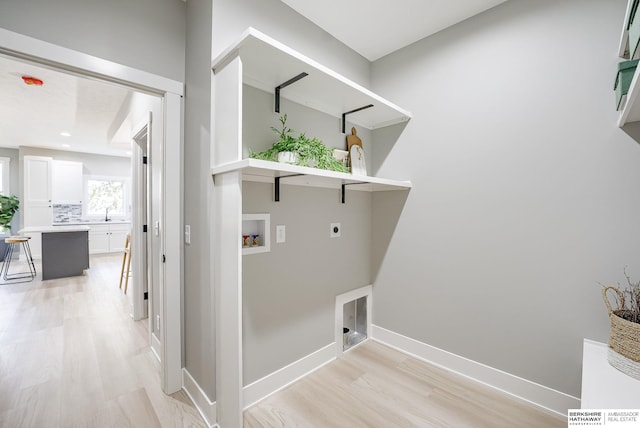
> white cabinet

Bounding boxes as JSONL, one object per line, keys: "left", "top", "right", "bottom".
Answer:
{"left": 52, "top": 160, "right": 83, "bottom": 204}
{"left": 89, "top": 223, "right": 130, "bottom": 254}
{"left": 211, "top": 28, "right": 412, "bottom": 426}
{"left": 23, "top": 156, "right": 53, "bottom": 227}
{"left": 23, "top": 156, "right": 53, "bottom": 258}
{"left": 108, "top": 224, "right": 130, "bottom": 252}
{"left": 581, "top": 339, "right": 640, "bottom": 408}
{"left": 88, "top": 225, "right": 110, "bottom": 254}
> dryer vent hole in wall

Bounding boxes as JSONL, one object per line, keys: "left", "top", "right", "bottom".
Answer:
{"left": 343, "top": 296, "right": 367, "bottom": 351}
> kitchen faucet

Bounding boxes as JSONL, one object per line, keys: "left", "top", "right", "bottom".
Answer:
{"left": 105, "top": 207, "right": 111, "bottom": 222}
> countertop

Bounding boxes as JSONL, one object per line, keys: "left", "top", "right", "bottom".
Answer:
{"left": 51, "top": 220, "right": 131, "bottom": 226}
{"left": 20, "top": 225, "right": 91, "bottom": 233}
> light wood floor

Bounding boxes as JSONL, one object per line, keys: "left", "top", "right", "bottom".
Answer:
{"left": 0, "top": 254, "right": 206, "bottom": 428}
{"left": 244, "top": 340, "right": 566, "bottom": 428}
{"left": 0, "top": 254, "right": 566, "bottom": 427}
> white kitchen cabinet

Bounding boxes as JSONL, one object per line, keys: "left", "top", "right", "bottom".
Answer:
{"left": 23, "top": 155, "right": 52, "bottom": 228}
{"left": 89, "top": 223, "right": 130, "bottom": 254}
{"left": 108, "top": 224, "right": 130, "bottom": 252}
{"left": 52, "top": 160, "right": 83, "bottom": 204}
{"left": 88, "top": 224, "right": 110, "bottom": 254}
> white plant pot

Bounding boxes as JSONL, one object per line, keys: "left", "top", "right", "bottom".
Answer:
{"left": 277, "top": 151, "right": 299, "bottom": 164}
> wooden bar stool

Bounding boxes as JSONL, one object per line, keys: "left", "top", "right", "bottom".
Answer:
{"left": 119, "top": 233, "right": 131, "bottom": 293}
{"left": 1, "top": 236, "right": 36, "bottom": 282}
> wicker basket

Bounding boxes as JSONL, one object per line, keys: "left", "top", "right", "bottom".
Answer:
{"left": 603, "top": 285, "right": 640, "bottom": 378}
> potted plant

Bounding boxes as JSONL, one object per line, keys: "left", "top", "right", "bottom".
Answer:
{"left": 0, "top": 195, "right": 19, "bottom": 261}
{"left": 0, "top": 195, "right": 19, "bottom": 234}
{"left": 602, "top": 269, "right": 640, "bottom": 379}
{"left": 250, "top": 115, "right": 349, "bottom": 173}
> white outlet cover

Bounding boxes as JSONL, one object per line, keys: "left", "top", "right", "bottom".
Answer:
{"left": 276, "top": 224, "right": 286, "bottom": 243}
{"left": 330, "top": 222, "right": 341, "bottom": 238}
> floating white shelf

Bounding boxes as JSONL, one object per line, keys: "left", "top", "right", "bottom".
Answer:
{"left": 618, "top": 61, "right": 640, "bottom": 127}
{"left": 618, "top": 0, "right": 640, "bottom": 126}
{"left": 212, "top": 27, "right": 411, "bottom": 131}
{"left": 211, "top": 158, "right": 412, "bottom": 193}
{"left": 618, "top": 0, "right": 635, "bottom": 59}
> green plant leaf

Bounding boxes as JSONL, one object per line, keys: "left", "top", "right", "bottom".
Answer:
{"left": 250, "top": 115, "right": 349, "bottom": 173}
{"left": 0, "top": 195, "right": 19, "bottom": 230}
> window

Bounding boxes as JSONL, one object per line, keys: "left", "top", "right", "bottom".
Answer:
{"left": 85, "top": 176, "right": 130, "bottom": 219}
{"left": 0, "top": 157, "right": 10, "bottom": 195}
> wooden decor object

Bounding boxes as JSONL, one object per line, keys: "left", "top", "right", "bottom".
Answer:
{"left": 347, "top": 127, "right": 367, "bottom": 176}
{"left": 346, "top": 127, "right": 362, "bottom": 152}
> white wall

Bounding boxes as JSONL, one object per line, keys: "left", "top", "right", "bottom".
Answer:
{"left": 370, "top": 0, "right": 633, "bottom": 398}
{"left": 184, "top": 0, "right": 216, "bottom": 400}
{"left": 183, "top": 0, "right": 376, "bottom": 403}
{"left": 0, "top": 0, "right": 186, "bottom": 82}
{"left": 241, "top": 87, "right": 373, "bottom": 384}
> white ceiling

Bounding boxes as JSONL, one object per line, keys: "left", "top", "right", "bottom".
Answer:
{"left": 0, "top": 1, "right": 507, "bottom": 157}
{"left": 0, "top": 55, "right": 135, "bottom": 158}
{"left": 281, "top": 0, "right": 509, "bottom": 61}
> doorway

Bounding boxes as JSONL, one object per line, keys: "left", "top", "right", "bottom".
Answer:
{"left": 0, "top": 27, "right": 183, "bottom": 394}
{"left": 132, "top": 119, "right": 150, "bottom": 323}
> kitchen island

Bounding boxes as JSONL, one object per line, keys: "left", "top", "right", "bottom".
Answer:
{"left": 19, "top": 226, "right": 90, "bottom": 280}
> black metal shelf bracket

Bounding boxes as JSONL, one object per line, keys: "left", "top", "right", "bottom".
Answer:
{"left": 341, "top": 104, "right": 374, "bottom": 133}
{"left": 341, "top": 182, "right": 368, "bottom": 204}
{"left": 274, "top": 174, "right": 305, "bottom": 201}
{"left": 275, "top": 72, "right": 308, "bottom": 113}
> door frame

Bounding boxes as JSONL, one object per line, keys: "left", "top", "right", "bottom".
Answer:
{"left": 0, "top": 28, "right": 184, "bottom": 394}
{"left": 132, "top": 116, "right": 150, "bottom": 322}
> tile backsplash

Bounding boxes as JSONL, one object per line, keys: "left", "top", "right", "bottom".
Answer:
{"left": 53, "top": 204, "right": 83, "bottom": 223}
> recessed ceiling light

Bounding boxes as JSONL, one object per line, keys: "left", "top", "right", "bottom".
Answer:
{"left": 60, "top": 132, "right": 71, "bottom": 137}
{"left": 62, "top": 144, "right": 71, "bottom": 148}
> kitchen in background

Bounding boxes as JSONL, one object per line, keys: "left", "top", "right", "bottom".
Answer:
{"left": 20, "top": 150, "right": 132, "bottom": 259}
{"left": 0, "top": 54, "right": 158, "bottom": 261}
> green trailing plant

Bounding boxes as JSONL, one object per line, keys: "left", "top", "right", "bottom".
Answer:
{"left": 0, "top": 195, "right": 19, "bottom": 232}
{"left": 250, "top": 114, "right": 349, "bottom": 173}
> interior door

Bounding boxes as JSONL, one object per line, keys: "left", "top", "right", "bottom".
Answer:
{"left": 132, "top": 114, "right": 151, "bottom": 322}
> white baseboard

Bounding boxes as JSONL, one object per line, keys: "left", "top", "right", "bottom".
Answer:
{"left": 371, "top": 324, "right": 579, "bottom": 417}
{"left": 181, "top": 343, "right": 335, "bottom": 427}
{"left": 182, "top": 368, "right": 218, "bottom": 428}
{"left": 243, "top": 342, "right": 336, "bottom": 409}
